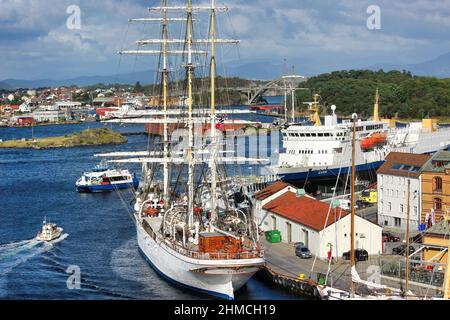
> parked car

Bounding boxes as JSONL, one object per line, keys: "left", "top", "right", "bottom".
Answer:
{"left": 409, "top": 233, "right": 423, "bottom": 244}
{"left": 392, "top": 244, "right": 416, "bottom": 256}
{"left": 294, "top": 242, "right": 305, "bottom": 248}
{"left": 295, "top": 246, "right": 312, "bottom": 259}
{"left": 356, "top": 200, "right": 369, "bottom": 208}
{"left": 382, "top": 232, "right": 401, "bottom": 242}
{"left": 339, "top": 199, "right": 359, "bottom": 211}
{"left": 342, "top": 249, "right": 369, "bottom": 261}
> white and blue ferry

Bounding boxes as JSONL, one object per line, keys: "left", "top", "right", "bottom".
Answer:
{"left": 269, "top": 94, "right": 450, "bottom": 184}
{"left": 76, "top": 163, "right": 139, "bottom": 193}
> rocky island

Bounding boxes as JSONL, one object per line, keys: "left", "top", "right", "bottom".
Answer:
{"left": 0, "top": 128, "right": 127, "bottom": 149}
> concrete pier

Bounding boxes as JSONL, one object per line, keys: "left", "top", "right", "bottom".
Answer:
{"left": 262, "top": 239, "right": 442, "bottom": 299}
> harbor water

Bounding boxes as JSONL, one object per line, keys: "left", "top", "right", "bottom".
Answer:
{"left": 0, "top": 119, "right": 299, "bottom": 300}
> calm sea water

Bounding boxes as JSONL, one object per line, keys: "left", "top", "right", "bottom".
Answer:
{"left": 0, "top": 117, "right": 298, "bottom": 300}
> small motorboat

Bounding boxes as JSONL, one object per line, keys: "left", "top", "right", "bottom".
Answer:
{"left": 36, "top": 218, "right": 63, "bottom": 242}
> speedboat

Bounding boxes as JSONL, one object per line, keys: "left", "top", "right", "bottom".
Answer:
{"left": 76, "top": 162, "right": 139, "bottom": 193}
{"left": 36, "top": 218, "right": 63, "bottom": 242}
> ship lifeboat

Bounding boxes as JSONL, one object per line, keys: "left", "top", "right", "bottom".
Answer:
{"left": 360, "top": 132, "right": 387, "bottom": 150}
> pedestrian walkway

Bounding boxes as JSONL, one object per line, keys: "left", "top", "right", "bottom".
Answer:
{"left": 262, "top": 239, "right": 441, "bottom": 297}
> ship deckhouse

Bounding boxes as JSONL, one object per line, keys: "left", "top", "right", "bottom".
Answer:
{"left": 278, "top": 106, "right": 389, "bottom": 169}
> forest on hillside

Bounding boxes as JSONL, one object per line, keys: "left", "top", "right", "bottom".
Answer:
{"left": 295, "top": 70, "right": 450, "bottom": 119}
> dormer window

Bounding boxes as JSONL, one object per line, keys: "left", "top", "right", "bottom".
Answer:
{"left": 434, "top": 161, "right": 447, "bottom": 168}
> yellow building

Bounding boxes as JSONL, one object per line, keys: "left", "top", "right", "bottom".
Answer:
{"left": 421, "top": 150, "right": 450, "bottom": 227}
{"left": 422, "top": 219, "right": 449, "bottom": 266}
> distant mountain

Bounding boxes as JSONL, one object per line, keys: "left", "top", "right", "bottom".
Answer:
{"left": 222, "top": 60, "right": 286, "bottom": 80}
{"left": 368, "top": 52, "right": 450, "bottom": 78}
{"left": 0, "top": 69, "right": 156, "bottom": 89}
{"left": 0, "top": 61, "right": 286, "bottom": 90}
{"left": 0, "top": 81, "right": 13, "bottom": 90}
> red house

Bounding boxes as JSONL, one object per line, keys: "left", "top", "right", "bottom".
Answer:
{"left": 17, "top": 117, "right": 34, "bottom": 126}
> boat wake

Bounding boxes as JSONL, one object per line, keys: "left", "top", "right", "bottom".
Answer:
{"left": 0, "top": 234, "right": 69, "bottom": 276}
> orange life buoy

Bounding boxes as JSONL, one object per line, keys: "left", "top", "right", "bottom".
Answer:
{"left": 145, "top": 208, "right": 159, "bottom": 216}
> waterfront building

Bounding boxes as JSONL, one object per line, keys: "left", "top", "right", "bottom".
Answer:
{"left": 31, "top": 110, "right": 66, "bottom": 122}
{"left": 253, "top": 181, "right": 297, "bottom": 224}
{"left": 16, "top": 117, "right": 34, "bottom": 126}
{"left": 376, "top": 152, "right": 431, "bottom": 231}
{"left": 421, "top": 150, "right": 450, "bottom": 227}
{"left": 256, "top": 183, "right": 382, "bottom": 259}
{"left": 55, "top": 101, "right": 82, "bottom": 110}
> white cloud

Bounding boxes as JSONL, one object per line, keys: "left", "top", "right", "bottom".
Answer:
{"left": 1, "top": 0, "right": 449, "bottom": 79}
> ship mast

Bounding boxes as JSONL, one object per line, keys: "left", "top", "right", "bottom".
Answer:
{"left": 350, "top": 113, "right": 357, "bottom": 298}
{"left": 373, "top": 88, "right": 380, "bottom": 122}
{"left": 209, "top": 0, "right": 217, "bottom": 219}
{"left": 186, "top": 0, "right": 195, "bottom": 227}
{"left": 162, "top": 0, "right": 169, "bottom": 213}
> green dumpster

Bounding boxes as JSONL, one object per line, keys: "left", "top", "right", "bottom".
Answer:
{"left": 265, "top": 230, "right": 282, "bottom": 243}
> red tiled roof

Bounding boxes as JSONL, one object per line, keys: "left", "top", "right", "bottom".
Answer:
{"left": 376, "top": 152, "right": 431, "bottom": 178}
{"left": 262, "top": 192, "right": 348, "bottom": 231}
{"left": 254, "top": 181, "right": 291, "bottom": 200}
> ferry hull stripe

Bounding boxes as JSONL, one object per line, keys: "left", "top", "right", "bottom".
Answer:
{"left": 278, "top": 161, "right": 384, "bottom": 181}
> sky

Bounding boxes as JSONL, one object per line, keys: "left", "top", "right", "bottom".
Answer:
{"left": 1, "top": 0, "right": 450, "bottom": 80}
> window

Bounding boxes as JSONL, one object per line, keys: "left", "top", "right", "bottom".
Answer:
{"left": 433, "top": 198, "right": 442, "bottom": 211}
{"left": 434, "top": 161, "right": 446, "bottom": 168}
{"left": 388, "top": 202, "right": 392, "bottom": 211}
{"left": 394, "top": 218, "right": 401, "bottom": 227}
{"left": 400, "top": 204, "right": 404, "bottom": 213}
{"left": 414, "top": 206, "right": 418, "bottom": 216}
{"left": 433, "top": 177, "right": 443, "bottom": 193}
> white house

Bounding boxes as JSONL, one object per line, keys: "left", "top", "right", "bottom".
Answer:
{"left": 256, "top": 182, "right": 382, "bottom": 259}
{"left": 19, "top": 103, "right": 32, "bottom": 113}
{"left": 377, "top": 152, "right": 431, "bottom": 231}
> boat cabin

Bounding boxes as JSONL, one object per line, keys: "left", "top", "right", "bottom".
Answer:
{"left": 198, "top": 232, "right": 242, "bottom": 254}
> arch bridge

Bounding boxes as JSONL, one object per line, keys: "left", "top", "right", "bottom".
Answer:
{"left": 237, "top": 75, "right": 308, "bottom": 105}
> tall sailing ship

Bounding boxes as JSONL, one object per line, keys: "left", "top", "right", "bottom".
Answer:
{"left": 96, "top": 0, "right": 266, "bottom": 299}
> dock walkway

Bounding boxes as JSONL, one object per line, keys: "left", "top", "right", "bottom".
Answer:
{"left": 262, "top": 239, "right": 441, "bottom": 298}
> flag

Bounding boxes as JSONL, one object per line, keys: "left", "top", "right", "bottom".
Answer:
{"left": 431, "top": 208, "right": 435, "bottom": 225}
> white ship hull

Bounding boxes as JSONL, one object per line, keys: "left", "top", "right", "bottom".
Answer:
{"left": 272, "top": 121, "right": 450, "bottom": 183}
{"left": 136, "top": 218, "right": 264, "bottom": 300}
